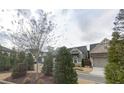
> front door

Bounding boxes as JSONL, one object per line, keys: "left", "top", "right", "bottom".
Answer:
{"left": 73, "top": 56, "right": 78, "bottom": 63}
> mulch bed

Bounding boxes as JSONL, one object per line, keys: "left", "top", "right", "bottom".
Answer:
{"left": 4, "top": 72, "right": 54, "bottom": 84}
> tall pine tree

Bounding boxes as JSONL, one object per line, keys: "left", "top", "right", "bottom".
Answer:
{"left": 54, "top": 47, "right": 77, "bottom": 84}
{"left": 113, "top": 9, "right": 124, "bottom": 33}
{"left": 105, "top": 9, "right": 124, "bottom": 83}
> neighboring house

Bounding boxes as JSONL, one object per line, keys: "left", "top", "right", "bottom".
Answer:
{"left": 90, "top": 38, "right": 109, "bottom": 68}
{"left": 38, "top": 52, "right": 47, "bottom": 63}
{"left": 69, "top": 46, "right": 88, "bottom": 65}
{"left": 0, "top": 45, "right": 12, "bottom": 55}
{"left": 25, "top": 49, "right": 48, "bottom": 63}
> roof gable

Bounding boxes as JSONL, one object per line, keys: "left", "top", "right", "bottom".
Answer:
{"left": 0, "top": 45, "right": 12, "bottom": 52}
{"left": 90, "top": 38, "right": 109, "bottom": 54}
{"left": 69, "top": 46, "right": 88, "bottom": 56}
{"left": 90, "top": 43, "right": 99, "bottom": 51}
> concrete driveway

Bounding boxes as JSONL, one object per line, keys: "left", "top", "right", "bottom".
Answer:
{"left": 77, "top": 67, "right": 106, "bottom": 83}
{"left": 90, "top": 67, "right": 105, "bottom": 77}
{"left": 78, "top": 72, "right": 105, "bottom": 83}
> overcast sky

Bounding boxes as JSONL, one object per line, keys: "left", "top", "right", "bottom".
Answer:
{"left": 0, "top": 9, "right": 119, "bottom": 49}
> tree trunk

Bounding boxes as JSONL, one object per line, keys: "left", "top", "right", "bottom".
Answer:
{"left": 36, "top": 58, "right": 39, "bottom": 79}
{"left": 36, "top": 60, "right": 38, "bottom": 72}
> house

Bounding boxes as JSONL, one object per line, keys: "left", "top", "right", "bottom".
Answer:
{"left": 90, "top": 38, "right": 109, "bottom": 67}
{"left": 25, "top": 48, "right": 48, "bottom": 63}
{"left": 0, "top": 45, "right": 12, "bottom": 55}
{"left": 37, "top": 52, "right": 47, "bottom": 63}
{"left": 26, "top": 46, "right": 88, "bottom": 66}
{"left": 69, "top": 46, "right": 88, "bottom": 66}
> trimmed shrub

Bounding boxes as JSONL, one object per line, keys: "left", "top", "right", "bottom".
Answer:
{"left": 3, "top": 53, "right": 11, "bottom": 71}
{"left": 81, "top": 59, "right": 85, "bottom": 67}
{"left": 24, "top": 53, "right": 34, "bottom": 70}
{"left": 0, "top": 53, "right": 4, "bottom": 71}
{"left": 10, "top": 48, "right": 17, "bottom": 68}
{"left": 0, "top": 61, "right": 4, "bottom": 71}
{"left": 0, "top": 52, "right": 11, "bottom": 71}
{"left": 42, "top": 52, "right": 53, "bottom": 76}
{"left": 18, "top": 51, "right": 25, "bottom": 63}
{"left": 54, "top": 47, "right": 78, "bottom": 84}
{"left": 105, "top": 63, "right": 123, "bottom": 83}
{"left": 12, "top": 63, "right": 27, "bottom": 79}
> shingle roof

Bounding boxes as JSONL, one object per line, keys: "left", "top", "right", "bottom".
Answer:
{"left": 69, "top": 46, "right": 88, "bottom": 57}
{"left": 90, "top": 44, "right": 108, "bottom": 54}
{"left": 0, "top": 45, "right": 12, "bottom": 52}
{"left": 90, "top": 38, "right": 109, "bottom": 54}
{"left": 90, "top": 43, "right": 99, "bottom": 51}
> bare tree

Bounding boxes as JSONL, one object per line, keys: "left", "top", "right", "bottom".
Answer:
{"left": 11, "top": 10, "right": 55, "bottom": 75}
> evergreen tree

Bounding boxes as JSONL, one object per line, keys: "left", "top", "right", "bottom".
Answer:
{"left": 42, "top": 51, "right": 53, "bottom": 76}
{"left": 54, "top": 47, "right": 78, "bottom": 84}
{"left": 18, "top": 51, "right": 25, "bottom": 63}
{"left": 0, "top": 48, "right": 4, "bottom": 71}
{"left": 12, "top": 51, "right": 27, "bottom": 78}
{"left": 0, "top": 52, "right": 11, "bottom": 71}
{"left": 12, "top": 51, "right": 26, "bottom": 70}
{"left": 81, "top": 59, "right": 85, "bottom": 67}
{"left": 113, "top": 9, "right": 124, "bottom": 33}
{"left": 42, "top": 46, "right": 54, "bottom": 76}
{"left": 10, "top": 48, "right": 17, "bottom": 67}
{"left": 105, "top": 9, "right": 124, "bottom": 83}
{"left": 24, "top": 53, "right": 34, "bottom": 70}
{"left": 3, "top": 52, "right": 11, "bottom": 71}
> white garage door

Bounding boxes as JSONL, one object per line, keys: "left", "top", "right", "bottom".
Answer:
{"left": 93, "top": 57, "right": 108, "bottom": 67}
